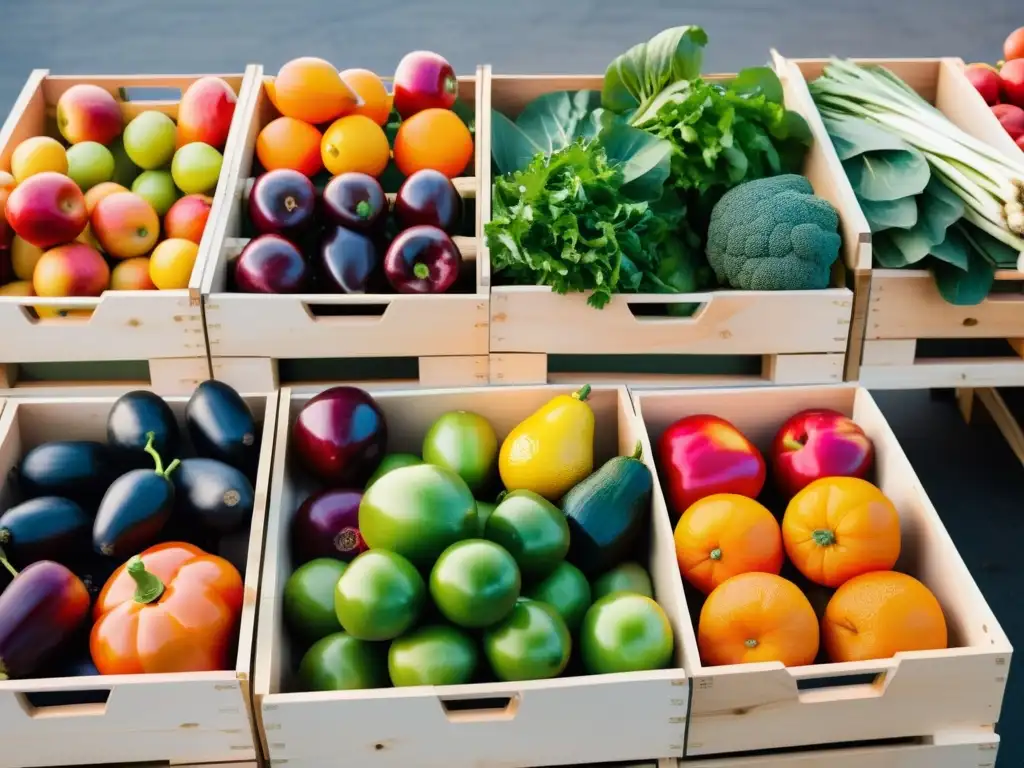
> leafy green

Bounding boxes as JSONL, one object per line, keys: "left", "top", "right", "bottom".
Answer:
{"left": 930, "top": 226, "right": 996, "bottom": 305}
{"left": 860, "top": 197, "right": 918, "bottom": 232}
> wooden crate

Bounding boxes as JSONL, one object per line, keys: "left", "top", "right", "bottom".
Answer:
{"left": 0, "top": 69, "right": 261, "bottom": 395}
{"left": 0, "top": 389, "right": 279, "bottom": 768}
{"left": 200, "top": 66, "right": 491, "bottom": 393}
{"left": 485, "top": 69, "right": 860, "bottom": 387}
{"left": 782, "top": 56, "right": 1024, "bottom": 388}
{"left": 253, "top": 385, "right": 690, "bottom": 768}
{"left": 631, "top": 384, "right": 1011, "bottom": 757}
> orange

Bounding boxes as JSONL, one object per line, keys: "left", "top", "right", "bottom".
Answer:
{"left": 321, "top": 115, "right": 390, "bottom": 177}
{"left": 394, "top": 108, "right": 473, "bottom": 178}
{"left": 149, "top": 238, "right": 199, "bottom": 290}
{"left": 698, "top": 572, "right": 819, "bottom": 667}
{"left": 823, "top": 571, "right": 947, "bottom": 663}
{"left": 271, "top": 57, "right": 357, "bottom": 125}
{"left": 256, "top": 117, "right": 323, "bottom": 177}
{"left": 674, "top": 494, "right": 783, "bottom": 595}
{"left": 782, "top": 477, "right": 901, "bottom": 589}
{"left": 340, "top": 69, "right": 393, "bottom": 126}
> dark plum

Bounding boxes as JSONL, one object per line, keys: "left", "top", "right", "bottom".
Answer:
{"left": 235, "top": 234, "right": 310, "bottom": 294}
{"left": 393, "top": 51, "right": 458, "bottom": 118}
{"left": 319, "top": 225, "right": 378, "bottom": 294}
{"left": 394, "top": 169, "right": 462, "bottom": 234}
{"left": 291, "top": 386, "right": 386, "bottom": 486}
{"left": 290, "top": 489, "right": 367, "bottom": 565}
{"left": 322, "top": 173, "right": 387, "bottom": 232}
{"left": 384, "top": 225, "right": 462, "bottom": 294}
{"left": 248, "top": 169, "right": 316, "bottom": 237}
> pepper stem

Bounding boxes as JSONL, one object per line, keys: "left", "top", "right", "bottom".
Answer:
{"left": 572, "top": 384, "right": 591, "bottom": 402}
{"left": 128, "top": 556, "right": 165, "bottom": 604}
{"left": 630, "top": 440, "right": 643, "bottom": 460}
{"left": 356, "top": 200, "right": 372, "bottom": 219}
{"left": 143, "top": 431, "right": 181, "bottom": 479}
{"left": 812, "top": 529, "right": 837, "bottom": 547}
{"left": 709, "top": 548, "right": 722, "bottom": 561}
{"left": 413, "top": 262, "right": 430, "bottom": 280}
{"left": 0, "top": 545, "right": 18, "bottom": 579}
{"left": 783, "top": 437, "right": 805, "bottom": 451}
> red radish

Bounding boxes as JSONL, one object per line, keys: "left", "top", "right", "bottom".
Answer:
{"left": 965, "top": 63, "right": 1002, "bottom": 106}
{"left": 1006, "top": 27, "right": 1024, "bottom": 62}
{"left": 992, "top": 103, "right": 1024, "bottom": 141}
{"left": 1000, "top": 59, "right": 1024, "bottom": 109}
{"left": 393, "top": 51, "right": 458, "bottom": 119}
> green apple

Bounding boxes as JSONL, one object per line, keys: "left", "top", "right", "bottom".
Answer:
{"left": 66, "top": 142, "right": 114, "bottom": 191}
{"left": 171, "top": 142, "right": 222, "bottom": 195}
{"left": 123, "top": 111, "right": 177, "bottom": 170}
{"left": 132, "top": 170, "right": 180, "bottom": 216}
{"left": 108, "top": 136, "right": 140, "bottom": 187}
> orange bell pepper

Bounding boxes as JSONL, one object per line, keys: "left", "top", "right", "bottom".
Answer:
{"left": 90, "top": 541, "right": 244, "bottom": 675}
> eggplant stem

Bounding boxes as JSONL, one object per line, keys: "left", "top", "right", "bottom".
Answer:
{"left": 630, "top": 440, "right": 643, "bottom": 460}
{"left": 0, "top": 547, "right": 19, "bottom": 579}
{"left": 163, "top": 458, "right": 181, "bottom": 479}
{"left": 143, "top": 431, "right": 181, "bottom": 478}
{"left": 356, "top": 200, "right": 372, "bottom": 219}
{"left": 412, "top": 262, "right": 431, "bottom": 280}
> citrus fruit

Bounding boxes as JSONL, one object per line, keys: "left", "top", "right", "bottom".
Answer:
{"left": 340, "top": 68, "right": 393, "bottom": 126}
{"left": 483, "top": 599, "right": 571, "bottom": 682}
{"left": 148, "top": 238, "right": 198, "bottom": 289}
{"left": 256, "top": 116, "right": 323, "bottom": 177}
{"left": 11, "top": 236, "right": 44, "bottom": 281}
{"left": 12, "top": 137, "right": 68, "bottom": 182}
{"left": 698, "top": 572, "right": 819, "bottom": 667}
{"left": 388, "top": 624, "right": 479, "bottom": 687}
{"left": 592, "top": 562, "right": 654, "bottom": 601}
{"left": 430, "top": 539, "right": 521, "bottom": 628}
{"left": 283, "top": 558, "right": 348, "bottom": 643}
{"left": 364, "top": 453, "right": 423, "bottom": 490}
{"left": 422, "top": 410, "right": 498, "bottom": 494}
{"left": 321, "top": 115, "right": 390, "bottom": 177}
{"left": 782, "top": 476, "right": 901, "bottom": 588}
{"left": 823, "top": 571, "right": 947, "bottom": 663}
{"left": 272, "top": 57, "right": 357, "bottom": 125}
{"left": 297, "top": 631, "right": 388, "bottom": 692}
{"left": 580, "top": 593, "right": 674, "bottom": 674}
{"left": 110, "top": 257, "right": 156, "bottom": 290}
{"left": 484, "top": 490, "right": 570, "bottom": 579}
{"left": 674, "top": 493, "right": 784, "bottom": 595}
{"left": 394, "top": 108, "right": 474, "bottom": 178}
{"left": 334, "top": 549, "right": 425, "bottom": 641}
{"left": 525, "top": 561, "right": 592, "bottom": 633}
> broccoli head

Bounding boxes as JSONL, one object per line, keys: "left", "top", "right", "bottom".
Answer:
{"left": 705, "top": 174, "right": 842, "bottom": 291}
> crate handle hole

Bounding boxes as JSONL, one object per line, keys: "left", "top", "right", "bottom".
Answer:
{"left": 19, "top": 688, "right": 111, "bottom": 718}
{"left": 625, "top": 301, "right": 709, "bottom": 322}
{"left": 302, "top": 303, "right": 390, "bottom": 320}
{"left": 796, "top": 671, "right": 887, "bottom": 703}
{"left": 438, "top": 694, "right": 519, "bottom": 722}
{"left": 119, "top": 86, "right": 183, "bottom": 101}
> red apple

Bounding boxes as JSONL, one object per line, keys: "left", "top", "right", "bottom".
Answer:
{"left": 5, "top": 172, "right": 88, "bottom": 249}
{"left": 90, "top": 191, "right": 159, "bottom": 259}
{"left": 1000, "top": 59, "right": 1024, "bottom": 109}
{"left": 770, "top": 409, "right": 874, "bottom": 499}
{"left": 56, "top": 84, "right": 123, "bottom": 145}
{"left": 164, "top": 194, "right": 213, "bottom": 244}
{"left": 965, "top": 63, "right": 1002, "bottom": 106}
{"left": 177, "top": 77, "right": 237, "bottom": 151}
{"left": 992, "top": 103, "right": 1024, "bottom": 141}
{"left": 33, "top": 243, "right": 110, "bottom": 297}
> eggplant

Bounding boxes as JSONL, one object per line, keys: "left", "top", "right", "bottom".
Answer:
{"left": 383, "top": 225, "right": 462, "bottom": 294}
{"left": 322, "top": 173, "right": 387, "bottom": 232}
{"left": 17, "top": 441, "right": 117, "bottom": 511}
{"left": 172, "top": 458, "right": 254, "bottom": 533}
{"left": 394, "top": 169, "right": 462, "bottom": 234}
{"left": 0, "top": 560, "right": 91, "bottom": 678}
{"left": 186, "top": 381, "right": 259, "bottom": 478}
{"left": 107, "top": 390, "right": 180, "bottom": 461}
{"left": 291, "top": 488, "right": 366, "bottom": 564}
{"left": 319, "top": 225, "right": 379, "bottom": 293}
{"left": 0, "top": 497, "right": 90, "bottom": 567}
{"left": 92, "top": 433, "right": 177, "bottom": 558}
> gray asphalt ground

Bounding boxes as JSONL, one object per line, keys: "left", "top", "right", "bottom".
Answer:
{"left": 3, "top": 1, "right": 1023, "bottom": 765}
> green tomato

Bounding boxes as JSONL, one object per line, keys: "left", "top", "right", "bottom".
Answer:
{"left": 298, "top": 632, "right": 388, "bottom": 692}
{"left": 475, "top": 500, "right": 496, "bottom": 536}
{"left": 365, "top": 453, "right": 423, "bottom": 490}
{"left": 283, "top": 558, "right": 347, "bottom": 643}
{"left": 334, "top": 550, "right": 425, "bottom": 641}
{"left": 525, "top": 561, "right": 591, "bottom": 633}
{"left": 579, "top": 593, "right": 674, "bottom": 675}
{"left": 484, "top": 490, "right": 570, "bottom": 579}
{"left": 592, "top": 562, "right": 654, "bottom": 601}
{"left": 388, "top": 625, "right": 479, "bottom": 687}
{"left": 483, "top": 599, "right": 571, "bottom": 682}
{"left": 422, "top": 410, "right": 498, "bottom": 494}
{"left": 429, "top": 539, "right": 521, "bottom": 629}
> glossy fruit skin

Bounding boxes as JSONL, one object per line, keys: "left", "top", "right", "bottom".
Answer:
{"left": 475, "top": 500, "right": 496, "bottom": 535}
{"left": 321, "top": 115, "right": 391, "bottom": 177}
{"left": 1001, "top": 59, "right": 1024, "bottom": 109}
{"left": 394, "top": 109, "right": 474, "bottom": 178}
{"left": 365, "top": 453, "right": 422, "bottom": 490}
{"left": 291, "top": 489, "right": 366, "bottom": 564}
{"left": 422, "top": 410, "right": 498, "bottom": 494}
{"left": 699, "top": 572, "right": 819, "bottom": 667}
{"left": 273, "top": 57, "right": 357, "bottom": 125}
{"left": 0, "top": 497, "right": 90, "bottom": 568}
{"left": 91, "top": 191, "right": 160, "bottom": 259}
{"left": 12, "top": 137, "right": 68, "bottom": 182}
{"left": 499, "top": 385, "right": 595, "bottom": 501}
{"left": 236, "top": 234, "right": 309, "bottom": 294}
{"left": 319, "top": 226, "right": 378, "bottom": 294}
{"left": 171, "top": 142, "right": 223, "bottom": 196}
{"left": 389, "top": 624, "right": 478, "bottom": 687}
{"left": 384, "top": 225, "right": 462, "bottom": 294}
{"left": 592, "top": 562, "right": 653, "bottom": 601}
{"left": 483, "top": 599, "right": 571, "bottom": 682}
{"left": 965, "top": 64, "right": 1002, "bottom": 106}
{"left": 525, "top": 561, "right": 592, "bottom": 633}
{"left": 17, "top": 440, "right": 117, "bottom": 511}
{"left": 430, "top": 539, "right": 521, "bottom": 628}
{"left": 823, "top": 571, "right": 947, "bottom": 663}
{"left": 91, "top": 542, "right": 244, "bottom": 674}
{"left": 67, "top": 142, "right": 115, "bottom": 192}
{"left": 172, "top": 458, "right": 254, "bottom": 533}
{"left": 782, "top": 476, "right": 901, "bottom": 588}
{"left": 256, "top": 117, "right": 323, "bottom": 177}
{"left": 186, "top": 381, "right": 259, "bottom": 478}
{"left": 340, "top": 69, "right": 393, "bottom": 126}
{"left": 110, "top": 257, "right": 156, "bottom": 290}
{"left": 92, "top": 462, "right": 175, "bottom": 559}
{"left": 84, "top": 182, "right": 128, "bottom": 215}
{"left": 395, "top": 170, "right": 463, "bottom": 234}
{"left": 283, "top": 558, "right": 347, "bottom": 643}
{"left": 123, "top": 111, "right": 177, "bottom": 170}
{"left": 249, "top": 169, "right": 317, "bottom": 237}
{"left": 393, "top": 51, "right": 459, "bottom": 119}
{"left": 298, "top": 631, "right": 387, "bottom": 692}
{"left": 33, "top": 244, "right": 109, "bottom": 298}
{"left": 164, "top": 194, "right": 213, "bottom": 244}
{"left": 131, "top": 169, "right": 178, "bottom": 216}
{"left": 149, "top": 238, "right": 199, "bottom": 289}
{"left": 359, "top": 464, "right": 477, "bottom": 569}
{"left": 0, "top": 561, "right": 91, "bottom": 678}
{"left": 1007, "top": 27, "right": 1024, "bottom": 62}
{"left": 56, "top": 84, "right": 123, "bottom": 145}
{"left": 334, "top": 550, "right": 425, "bottom": 641}
{"left": 177, "top": 77, "right": 237, "bottom": 151}
{"left": 107, "top": 390, "right": 180, "bottom": 459}
{"left": 6, "top": 172, "right": 88, "bottom": 249}
{"left": 993, "top": 103, "right": 1024, "bottom": 141}
{"left": 771, "top": 409, "right": 874, "bottom": 499}
{"left": 657, "top": 414, "right": 766, "bottom": 517}
{"left": 580, "top": 593, "right": 674, "bottom": 674}
{"left": 674, "top": 494, "right": 783, "bottom": 595}
{"left": 322, "top": 173, "right": 387, "bottom": 233}
{"left": 291, "top": 386, "right": 386, "bottom": 486}
{"left": 485, "top": 490, "right": 569, "bottom": 579}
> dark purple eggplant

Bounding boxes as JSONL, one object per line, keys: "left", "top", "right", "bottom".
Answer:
{"left": 92, "top": 432, "right": 177, "bottom": 558}
{"left": 0, "top": 560, "right": 90, "bottom": 679}
{"left": 322, "top": 173, "right": 387, "bottom": 232}
{"left": 0, "top": 497, "right": 90, "bottom": 567}
{"left": 291, "top": 488, "right": 366, "bottom": 565}
{"left": 172, "top": 458, "right": 254, "bottom": 533}
{"left": 107, "top": 390, "right": 180, "bottom": 460}
{"left": 235, "top": 234, "right": 310, "bottom": 294}
{"left": 186, "top": 380, "right": 260, "bottom": 479}
{"left": 394, "top": 169, "right": 462, "bottom": 234}
{"left": 319, "top": 225, "right": 379, "bottom": 293}
{"left": 249, "top": 169, "right": 317, "bottom": 237}
{"left": 383, "top": 225, "right": 462, "bottom": 294}
{"left": 291, "top": 386, "right": 386, "bottom": 485}
{"left": 17, "top": 441, "right": 118, "bottom": 511}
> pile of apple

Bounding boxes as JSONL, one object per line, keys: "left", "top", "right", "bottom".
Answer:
{"left": 965, "top": 26, "right": 1024, "bottom": 148}
{"left": 0, "top": 77, "right": 237, "bottom": 308}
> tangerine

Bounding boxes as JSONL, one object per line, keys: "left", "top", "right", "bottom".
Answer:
{"left": 271, "top": 57, "right": 357, "bottom": 125}
{"left": 321, "top": 115, "right": 390, "bottom": 177}
{"left": 340, "top": 69, "right": 393, "bottom": 126}
{"left": 256, "top": 117, "right": 323, "bottom": 177}
{"left": 394, "top": 108, "right": 474, "bottom": 178}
